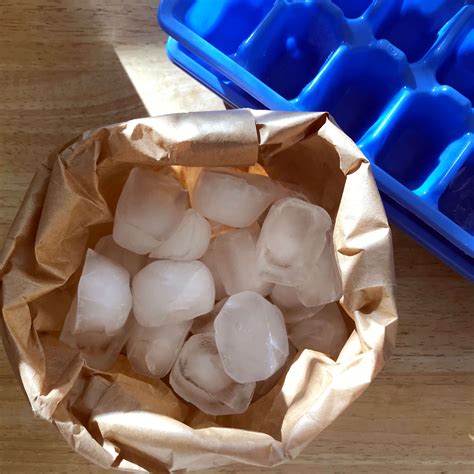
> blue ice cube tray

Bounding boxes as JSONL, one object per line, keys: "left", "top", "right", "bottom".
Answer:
{"left": 158, "top": 0, "right": 474, "bottom": 281}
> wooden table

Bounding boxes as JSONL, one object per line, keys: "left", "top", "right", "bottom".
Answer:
{"left": 0, "top": 1, "right": 473, "bottom": 472}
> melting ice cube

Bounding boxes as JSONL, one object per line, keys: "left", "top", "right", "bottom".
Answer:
{"left": 170, "top": 333, "right": 255, "bottom": 415}
{"left": 213, "top": 226, "right": 273, "bottom": 296}
{"left": 113, "top": 167, "right": 189, "bottom": 254}
{"left": 191, "top": 168, "right": 283, "bottom": 228}
{"left": 132, "top": 260, "right": 215, "bottom": 327}
{"left": 71, "top": 249, "right": 132, "bottom": 336}
{"left": 214, "top": 291, "right": 289, "bottom": 383}
{"left": 256, "top": 197, "right": 332, "bottom": 286}
{"left": 59, "top": 249, "right": 132, "bottom": 369}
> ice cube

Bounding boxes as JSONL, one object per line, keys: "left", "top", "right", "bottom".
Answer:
{"left": 59, "top": 249, "right": 132, "bottom": 369}
{"left": 214, "top": 291, "right": 289, "bottom": 383}
{"left": 213, "top": 226, "right": 273, "bottom": 296}
{"left": 132, "top": 260, "right": 215, "bottom": 327}
{"left": 288, "top": 303, "right": 348, "bottom": 360}
{"left": 170, "top": 333, "right": 255, "bottom": 415}
{"left": 60, "top": 296, "right": 133, "bottom": 370}
{"left": 270, "top": 284, "right": 324, "bottom": 324}
{"left": 149, "top": 209, "right": 211, "bottom": 261}
{"left": 200, "top": 243, "right": 227, "bottom": 301}
{"left": 296, "top": 233, "right": 343, "bottom": 307}
{"left": 127, "top": 319, "right": 191, "bottom": 378}
{"left": 191, "top": 297, "right": 228, "bottom": 335}
{"left": 256, "top": 197, "right": 332, "bottom": 286}
{"left": 191, "top": 168, "right": 282, "bottom": 228}
{"left": 95, "top": 234, "right": 148, "bottom": 277}
{"left": 257, "top": 181, "right": 311, "bottom": 227}
{"left": 71, "top": 249, "right": 132, "bottom": 335}
{"left": 113, "top": 168, "right": 189, "bottom": 254}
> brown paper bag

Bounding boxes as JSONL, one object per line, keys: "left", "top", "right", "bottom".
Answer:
{"left": 0, "top": 109, "right": 397, "bottom": 472}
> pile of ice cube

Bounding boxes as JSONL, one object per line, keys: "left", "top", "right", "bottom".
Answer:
{"left": 61, "top": 167, "right": 347, "bottom": 415}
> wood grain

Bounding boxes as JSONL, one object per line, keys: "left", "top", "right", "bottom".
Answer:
{"left": 0, "top": 1, "right": 473, "bottom": 472}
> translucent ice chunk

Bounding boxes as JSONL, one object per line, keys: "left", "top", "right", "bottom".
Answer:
{"left": 256, "top": 197, "right": 332, "bottom": 286}
{"left": 200, "top": 243, "right": 227, "bottom": 301}
{"left": 95, "top": 235, "right": 148, "bottom": 277}
{"left": 132, "top": 260, "right": 215, "bottom": 327}
{"left": 191, "top": 297, "right": 228, "bottom": 335}
{"left": 288, "top": 303, "right": 348, "bottom": 360}
{"left": 60, "top": 297, "right": 132, "bottom": 370}
{"left": 191, "top": 168, "right": 283, "bottom": 227}
{"left": 296, "top": 233, "right": 343, "bottom": 307}
{"left": 127, "top": 319, "right": 191, "bottom": 378}
{"left": 72, "top": 249, "right": 132, "bottom": 336}
{"left": 149, "top": 209, "right": 211, "bottom": 261}
{"left": 256, "top": 181, "right": 311, "bottom": 228}
{"left": 170, "top": 333, "right": 255, "bottom": 415}
{"left": 113, "top": 168, "right": 189, "bottom": 254}
{"left": 214, "top": 291, "right": 289, "bottom": 383}
{"left": 213, "top": 226, "right": 273, "bottom": 296}
{"left": 270, "top": 284, "right": 324, "bottom": 324}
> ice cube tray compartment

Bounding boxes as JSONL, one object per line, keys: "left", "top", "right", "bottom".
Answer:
{"left": 159, "top": 0, "right": 474, "bottom": 280}
{"left": 370, "top": 0, "right": 466, "bottom": 62}
{"left": 295, "top": 43, "right": 412, "bottom": 141}
{"left": 234, "top": 1, "right": 348, "bottom": 99}
{"left": 363, "top": 90, "right": 471, "bottom": 190}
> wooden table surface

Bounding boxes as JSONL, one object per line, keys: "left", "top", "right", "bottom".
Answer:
{"left": 0, "top": 1, "right": 473, "bottom": 472}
